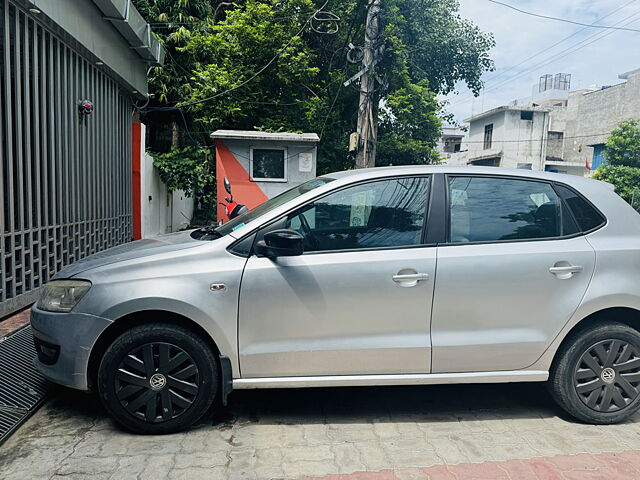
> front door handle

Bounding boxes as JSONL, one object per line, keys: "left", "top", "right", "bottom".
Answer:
{"left": 549, "top": 263, "right": 583, "bottom": 279}
{"left": 392, "top": 272, "right": 430, "bottom": 287}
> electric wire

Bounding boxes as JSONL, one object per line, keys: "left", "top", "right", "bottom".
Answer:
{"left": 448, "top": 8, "right": 640, "bottom": 109}
{"left": 446, "top": 1, "right": 639, "bottom": 109}
{"left": 486, "top": 0, "right": 640, "bottom": 32}
{"left": 437, "top": 132, "right": 613, "bottom": 145}
{"left": 466, "top": 0, "right": 636, "bottom": 95}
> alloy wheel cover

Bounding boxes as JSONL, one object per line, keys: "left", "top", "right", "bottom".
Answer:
{"left": 115, "top": 342, "right": 200, "bottom": 423}
{"left": 574, "top": 339, "right": 640, "bottom": 413}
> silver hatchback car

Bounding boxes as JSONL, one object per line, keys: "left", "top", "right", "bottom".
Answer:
{"left": 32, "top": 166, "right": 640, "bottom": 433}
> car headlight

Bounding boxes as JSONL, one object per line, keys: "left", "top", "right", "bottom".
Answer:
{"left": 37, "top": 280, "right": 92, "bottom": 313}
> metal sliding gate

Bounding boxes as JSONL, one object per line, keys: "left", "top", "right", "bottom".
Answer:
{"left": 0, "top": 0, "right": 133, "bottom": 317}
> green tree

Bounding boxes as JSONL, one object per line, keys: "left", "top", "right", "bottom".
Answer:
{"left": 134, "top": 0, "right": 494, "bottom": 221}
{"left": 593, "top": 165, "right": 640, "bottom": 211}
{"left": 604, "top": 119, "right": 640, "bottom": 168}
{"left": 133, "top": 0, "right": 214, "bottom": 105}
{"left": 180, "top": 0, "right": 494, "bottom": 171}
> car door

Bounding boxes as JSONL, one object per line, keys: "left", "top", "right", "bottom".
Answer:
{"left": 238, "top": 176, "right": 436, "bottom": 378}
{"left": 431, "top": 175, "right": 596, "bottom": 373}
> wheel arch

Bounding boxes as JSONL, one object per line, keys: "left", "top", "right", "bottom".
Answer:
{"left": 87, "top": 309, "right": 222, "bottom": 391}
{"left": 550, "top": 306, "right": 640, "bottom": 370}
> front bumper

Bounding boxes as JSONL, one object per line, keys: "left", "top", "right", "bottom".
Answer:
{"left": 31, "top": 306, "right": 113, "bottom": 391}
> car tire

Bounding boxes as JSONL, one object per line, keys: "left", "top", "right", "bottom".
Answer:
{"left": 549, "top": 322, "right": 640, "bottom": 424}
{"left": 97, "top": 323, "right": 218, "bottom": 434}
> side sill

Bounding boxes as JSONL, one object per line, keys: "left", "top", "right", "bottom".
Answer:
{"left": 232, "top": 370, "right": 549, "bottom": 389}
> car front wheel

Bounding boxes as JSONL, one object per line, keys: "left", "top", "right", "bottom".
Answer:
{"left": 549, "top": 322, "right": 640, "bottom": 424}
{"left": 97, "top": 323, "right": 218, "bottom": 434}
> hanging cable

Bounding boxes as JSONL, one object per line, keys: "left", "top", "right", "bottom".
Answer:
{"left": 487, "top": 0, "right": 640, "bottom": 32}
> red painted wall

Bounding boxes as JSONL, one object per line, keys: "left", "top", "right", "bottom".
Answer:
{"left": 215, "top": 139, "right": 269, "bottom": 221}
{"left": 132, "top": 121, "right": 142, "bottom": 240}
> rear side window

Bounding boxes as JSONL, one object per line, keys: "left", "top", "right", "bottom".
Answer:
{"left": 554, "top": 184, "right": 606, "bottom": 232}
{"left": 448, "top": 176, "right": 570, "bottom": 243}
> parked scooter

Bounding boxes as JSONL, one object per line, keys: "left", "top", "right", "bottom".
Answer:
{"left": 219, "top": 177, "right": 248, "bottom": 222}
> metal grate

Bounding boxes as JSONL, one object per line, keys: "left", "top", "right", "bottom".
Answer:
{"left": 0, "top": 408, "right": 24, "bottom": 442}
{"left": 0, "top": 0, "right": 134, "bottom": 317}
{"left": 0, "top": 325, "right": 48, "bottom": 444}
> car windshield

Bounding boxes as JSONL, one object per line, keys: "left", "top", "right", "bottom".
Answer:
{"left": 213, "top": 177, "right": 336, "bottom": 237}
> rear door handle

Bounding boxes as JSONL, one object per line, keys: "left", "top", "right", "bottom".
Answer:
{"left": 549, "top": 264, "right": 583, "bottom": 279}
{"left": 549, "top": 265, "right": 583, "bottom": 274}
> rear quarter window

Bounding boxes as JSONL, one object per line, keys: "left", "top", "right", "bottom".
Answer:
{"left": 554, "top": 184, "right": 606, "bottom": 232}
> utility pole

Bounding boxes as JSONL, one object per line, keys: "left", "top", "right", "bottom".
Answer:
{"left": 354, "top": 0, "right": 382, "bottom": 169}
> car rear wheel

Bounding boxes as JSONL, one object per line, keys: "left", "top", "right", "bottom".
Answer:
{"left": 549, "top": 322, "right": 640, "bottom": 424}
{"left": 97, "top": 323, "right": 218, "bottom": 434}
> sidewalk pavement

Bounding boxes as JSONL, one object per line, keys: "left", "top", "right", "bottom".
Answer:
{"left": 1, "top": 381, "right": 639, "bottom": 479}
{"left": 301, "top": 450, "right": 640, "bottom": 479}
{"left": 0, "top": 308, "right": 30, "bottom": 338}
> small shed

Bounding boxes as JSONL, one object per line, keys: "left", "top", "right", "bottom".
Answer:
{"left": 211, "top": 130, "right": 320, "bottom": 220}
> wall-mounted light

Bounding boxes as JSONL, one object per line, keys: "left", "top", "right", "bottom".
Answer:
{"left": 95, "top": 61, "right": 104, "bottom": 66}
{"left": 28, "top": 8, "right": 41, "bottom": 14}
{"left": 78, "top": 100, "right": 94, "bottom": 116}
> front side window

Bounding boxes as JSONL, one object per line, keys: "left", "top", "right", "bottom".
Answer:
{"left": 285, "top": 177, "right": 430, "bottom": 252}
{"left": 448, "top": 176, "right": 571, "bottom": 243}
{"left": 251, "top": 148, "right": 286, "bottom": 181}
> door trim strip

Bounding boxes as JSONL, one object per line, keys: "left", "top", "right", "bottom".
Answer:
{"left": 232, "top": 370, "right": 549, "bottom": 389}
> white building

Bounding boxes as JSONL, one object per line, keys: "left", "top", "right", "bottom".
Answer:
{"left": 437, "top": 126, "right": 467, "bottom": 166}
{"left": 443, "top": 69, "right": 640, "bottom": 176}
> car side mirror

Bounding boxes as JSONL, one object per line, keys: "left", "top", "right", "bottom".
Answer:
{"left": 255, "top": 229, "right": 304, "bottom": 258}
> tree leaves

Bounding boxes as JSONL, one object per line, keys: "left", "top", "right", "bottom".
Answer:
{"left": 593, "top": 165, "right": 640, "bottom": 211}
{"left": 605, "top": 119, "right": 640, "bottom": 168}
{"left": 134, "top": 0, "right": 494, "bottom": 220}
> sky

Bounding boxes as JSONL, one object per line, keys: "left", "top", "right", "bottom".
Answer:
{"left": 443, "top": 0, "right": 640, "bottom": 124}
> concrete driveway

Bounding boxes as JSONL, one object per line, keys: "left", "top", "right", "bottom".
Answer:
{"left": 1, "top": 382, "right": 640, "bottom": 479}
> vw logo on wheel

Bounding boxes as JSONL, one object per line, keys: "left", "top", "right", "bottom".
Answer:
{"left": 149, "top": 373, "right": 167, "bottom": 391}
{"left": 601, "top": 367, "right": 616, "bottom": 384}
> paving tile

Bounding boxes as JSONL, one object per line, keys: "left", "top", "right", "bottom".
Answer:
{"left": 4, "top": 384, "right": 640, "bottom": 479}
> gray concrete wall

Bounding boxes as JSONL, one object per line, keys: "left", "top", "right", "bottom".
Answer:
{"left": 553, "top": 72, "right": 640, "bottom": 166}
{"left": 30, "top": 0, "right": 149, "bottom": 95}
{"left": 500, "top": 110, "right": 548, "bottom": 170}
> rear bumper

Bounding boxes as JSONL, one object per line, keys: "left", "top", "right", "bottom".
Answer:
{"left": 30, "top": 306, "right": 113, "bottom": 391}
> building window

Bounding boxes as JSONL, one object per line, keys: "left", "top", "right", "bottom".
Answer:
{"left": 520, "top": 111, "right": 533, "bottom": 121}
{"left": 483, "top": 124, "right": 493, "bottom": 150}
{"left": 548, "top": 131, "right": 564, "bottom": 141}
{"left": 444, "top": 137, "right": 463, "bottom": 153}
{"left": 250, "top": 148, "right": 287, "bottom": 181}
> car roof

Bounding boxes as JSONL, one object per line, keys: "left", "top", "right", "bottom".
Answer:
{"left": 323, "top": 165, "right": 612, "bottom": 191}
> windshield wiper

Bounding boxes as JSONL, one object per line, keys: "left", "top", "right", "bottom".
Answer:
{"left": 191, "top": 225, "right": 223, "bottom": 240}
